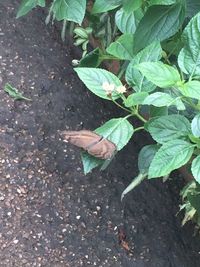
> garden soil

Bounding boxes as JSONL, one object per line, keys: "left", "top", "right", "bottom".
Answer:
{"left": 1, "top": 1, "right": 200, "bottom": 267}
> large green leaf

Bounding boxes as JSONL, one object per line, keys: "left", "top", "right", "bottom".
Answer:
{"left": 125, "top": 41, "right": 162, "bottom": 92}
{"left": 191, "top": 114, "right": 200, "bottom": 137}
{"left": 138, "top": 144, "right": 159, "bottom": 174}
{"left": 180, "top": 81, "right": 200, "bottom": 100}
{"left": 178, "top": 12, "right": 200, "bottom": 78}
{"left": 186, "top": 0, "right": 200, "bottom": 18}
{"left": 92, "top": 0, "right": 121, "bottom": 13}
{"left": 122, "top": 0, "right": 142, "bottom": 12}
{"left": 95, "top": 118, "right": 134, "bottom": 150}
{"left": 75, "top": 68, "right": 122, "bottom": 100}
{"left": 143, "top": 92, "right": 175, "bottom": 107}
{"left": 148, "top": 140, "right": 194, "bottom": 178}
{"left": 115, "top": 8, "right": 142, "bottom": 34}
{"left": 135, "top": 62, "right": 181, "bottom": 88}
{"left": 146, "top": 114, "right": 191, "bottom": 144}
{"left": 17, "top": 0, "right": 45, "bottom": 18}
{"left": 191, "top": 155, "right": 200, "bottom": 183}
{"left": 52, "top": 0, "right": 86, "bottom": 24}
{"left": 150, "top": 106, "right": 168, "bottom": 117}
{"left": 106, "top": 34, "right": 135, "bottom": 60}
{"left": 134, "top": 2, "right": 185, "bottom": 52}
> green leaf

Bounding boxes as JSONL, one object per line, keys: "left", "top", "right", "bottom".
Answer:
{"left": 188, "top": 192, "right": 200, "bottom": 215}
{"left": 121, "top": 173, "right": 147, "bottom": 201}
{"left": 135, "top": 62, "right": 181, "bottom": 88}
{"left": 138, "top": 144, "right": 159, "bottom": 174}
{"left": 115, "top": 8, "right": 142, "bottom": 34}
{"left": 4, "top": 83, "right": 31, "bottom": 101}
{"left": 95, "top": 118, "right": 134, "bottom": 150}
{"left": 149, "top": 0, "right": 176, "bottom": 5}
{"left": 81, "top": 152, "right": 104, "bottom": 174}
{"left": 122, "top": 0, "right": 142, "bottom": 12}
{"left": 143, "top": 92, "right": 175, "bottom": 107}
{"left": 146, "top": 114, "right": 191, "bottom": 144}
{"left": 191, "top": 114, "right": 200, "bottom": 137}
{"left": 150, "top": 106, "right": 168, "bottom": 117}
{"left": 174, "top": 98, "right": 186, "bottom": 110}
{"left": 106, "top": 34, "right": 135, "bottom": 60}
{"left": 186, "top": 0, "right": 200, "bottom": 18}
{"left": 134, "top": 2, "right": 185, "bottom": 52}
{"left": 81, "top": 117, "right": 134, "bottom": 174}
{"left": 17, "top": 0, "right": 45, "bottom": 18}
{"left": 191, "top": 155, "right": 200, "bottom": 183}
{"left": 180, "top": 81, "right": 200, "bottom": 100}
{"left": 79, "top": 48, "right": 102, "bottom": 67}
{"left": 124, "top": 92, "right": 148, "bottom": 107}
{"left": 178, "top": 12, "right": 200, "bottom": 78}
{"left": 52, "top": 0, "right": 86, "bottom": 24}
{"left": 125, "top": 41, "right": 162, "bottom": 92}
{"left": 148, "top": 140, "right": 194, "bottom": 178}
{"left": 92, "top": 0, "right": 121, "bottom": 13}
{"left": 75, "top": 68, "right": 122, "bottom": 100}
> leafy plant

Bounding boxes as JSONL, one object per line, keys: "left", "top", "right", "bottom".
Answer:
{"left": 17, "top": 0, "right": 200, "bottom": 228}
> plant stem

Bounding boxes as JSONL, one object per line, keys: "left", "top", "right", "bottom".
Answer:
{"left": 111, "top": 99, "right": 132, "bottom": 113}
{"left": 134, "top": 126, "right": 144, "bottom": 132}
{"left": 183, "top": 98, "right": 200, "bottom": 111}
{"left": 135, "top": 112, "right": 147, "bottom": 123}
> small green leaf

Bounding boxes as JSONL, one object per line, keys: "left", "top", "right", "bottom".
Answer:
{"left": 52, "top": 0, "right": 86, "bottom": 24}
{"left": 125, "top": 41, "right": 162, "bottom": 92}
{"left": 79, "top": 48, "right": 102, "bottom": 67}
{"left": 191, "top": 114, "right": 200, "bottom": 137}
{"left": 124, "top": 92, "right": 148, "bottom": 107}
{"left": 134, "top": 2, "right": 185, "bottom": 52}
{"left": 146, "top": 114, "right": 191, "bottom": 144}
{"left": 121, "top": 173, "right": 147, "bottom": 201}
{"left": 138, "top": 144, "right": 159, "bottom": 174}
{"left": 148, "top": 140, "right": 194, "bottom": 178}
{"left": 191, "top": 155, "right": 200, "bottom": 183}
{"left": 95, "top": 118, "right": 134, "bottom": 150}
{"left": 174, "top": 98, "right": 186, "bottom": 111}
{"left": 81, "top": 152, "right": 104, "bottom": 174}
{"left": 180, "top": 81, "right": 200, "bottom": 100}
{"left": 4, "top": 83, "right": 31, "bottom": 101}
{"left": 92, "top": 0, "right": 121, "bottom": 14}
{"left": 178, "top": 12, "right": 200, "bottom": 78}
{"left": 81, "top": 117, "right": 134, "bottom": 174}
{"left": 143, "top": 92, "right": 175, "bottom": 107}
{"left": 106, "top": 34, "right": 135, "bottom": 60}
{"left": 17, "top": 0, "right": 45, "bottom": 18}
{"left": 136, "top": 62, "right": 181, "bottom": 88}
{"left": 75, "top": 68, "right": 122, "bottom": 100}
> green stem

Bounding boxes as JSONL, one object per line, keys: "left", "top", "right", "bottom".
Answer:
{"left": 183, "top": 98, "right": 200, "bottom": 111}
{"left": 112, "top": 99, "right": 132, "bottom": 113}
{"left": 134, "top": 126, "right": 144, "bottom": 132}
{"left": 135, "top": 112, "right": 147, "bottom": 123}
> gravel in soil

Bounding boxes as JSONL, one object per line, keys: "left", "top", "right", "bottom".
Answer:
{"left": 1, "top": 1, "right": 200, "bottom": 267}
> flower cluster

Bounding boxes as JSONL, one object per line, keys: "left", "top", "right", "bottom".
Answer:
{"left": 102, "top": 82, "right": 126, "bottom": 96}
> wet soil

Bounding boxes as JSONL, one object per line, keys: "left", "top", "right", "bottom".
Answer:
{"left": 0, "top": 1, "right": 200, "bottom": 266}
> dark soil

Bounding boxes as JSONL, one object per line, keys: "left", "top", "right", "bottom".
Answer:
{"left": 0, "top": 1, "right": 200, "bottom": 266}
